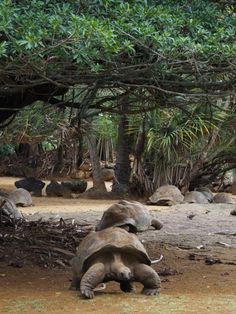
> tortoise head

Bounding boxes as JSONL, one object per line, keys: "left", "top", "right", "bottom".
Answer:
{"left": 110, "top": 253, "right": 132, "bottom": 281}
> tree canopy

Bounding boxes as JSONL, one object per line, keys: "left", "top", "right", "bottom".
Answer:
{"left": 0, "top": 0, "right": 235, "bottom": 124}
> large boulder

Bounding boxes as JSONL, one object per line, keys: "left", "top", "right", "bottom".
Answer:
{"left": 61, "top": 180, "right": 87, "bottom": 194}
{"left": 15, "top": 177, "right": 45, "bottom": 196}
{"left": 46, "top": 180, "right": 65, "bottom": 197}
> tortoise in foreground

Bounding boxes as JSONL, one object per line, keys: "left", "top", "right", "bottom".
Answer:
{"left": 148, "top": 185, "right": 184, "bottom": 206}
{"left": 96, "top": 200, "right": 163, "bottom": 232}
{"left": 70, "top": 227, "right": 161, "bottom": 299}
{"left": 183, "top": 191, "right": 209, "bottom": 204}
{"left": 213, "top": 192, "right": 234, "bottom": 204}
{"left": 8, "top": 188, "right": 32, "bottom": 207}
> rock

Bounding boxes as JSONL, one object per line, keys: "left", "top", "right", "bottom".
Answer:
{"left": 15, "top": 177, "right": 45, "bottom": 196}
{"left": 46, "top": 181, "right": 65, "bottom": 197}
{"left": 61, "top": 180, "right": 87, "bottom": 194}
{"left": 101, "top": 168, "right": 115, "bottom": 181}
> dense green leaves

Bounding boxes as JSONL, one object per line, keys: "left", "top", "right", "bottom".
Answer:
{"left": 1, "top": 0, "right": 235, "bottom": 67}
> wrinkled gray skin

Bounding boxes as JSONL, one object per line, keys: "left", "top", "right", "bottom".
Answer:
{"left": 70, "top": 227, "right": 161, "bottom": 299}
{"left": 183, "top": 191, "right": 209, "bottom": 204}
{"left": 148, "top": 185, "right": 184, "bottom": 206}
{"left": 195, "top": 187, "right": 214, "bottom": 202}
{"left": 96, "top": 200, "right": 163, "bottom": 233}
{"left": 8, "top": 188, "right": 32, "bottom": 207}
{"left": 213, "top": 192, "right": 234, "bottom": 204}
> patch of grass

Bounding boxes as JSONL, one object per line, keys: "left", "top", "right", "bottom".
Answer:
{"left": 1, "top": 298, "right": 50, "bottom": 313}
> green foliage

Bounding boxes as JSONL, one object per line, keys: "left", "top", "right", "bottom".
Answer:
{"left": 0, "top": 0, "right": 235, "bottom": 69}
{"left": 93, "top": 114, "right": 118, "bottom": 142}
{"left": 0, "top": 102, "right": 67, "bottom": 143}
{"left": 0, "top": 143, "right": 15, "bottom": 156}
{"left": 146, "top": 105, "right": 235, "bottom": 163}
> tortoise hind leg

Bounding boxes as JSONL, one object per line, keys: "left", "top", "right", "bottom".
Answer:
{"left": 120, "top": 281, "right": 135, "bottom": 293}
{"left": 151, "top": 219, "right": 163, "bottom": 230}
{"left": 134, "top": 264, "right": 161, "bottom": 296}
{"left": 80, "top": 263, "right": 105, "bottom": 299}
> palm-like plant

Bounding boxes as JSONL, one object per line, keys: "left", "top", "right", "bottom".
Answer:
{"left": 129, "top": 101, "right": 235, "bottom": 194}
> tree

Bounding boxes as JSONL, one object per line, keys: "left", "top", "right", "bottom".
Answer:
{"left": 0, "top": 0, "right": 235, "bottom": 125}
{"left": 0, "top": 0, "right": 235, "bottom": 193}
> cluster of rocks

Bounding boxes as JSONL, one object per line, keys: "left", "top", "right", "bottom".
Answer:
{"left": 14, "top": 177, "right": 88, "bottom": 198}
{"left": 147, "top": 185, "right": 235, "bottom": 205}
{"left": 46, "top": 180, "right": 87, "bottom": 197}
{"left": 70, "top": 160, "right": 115, "bottom": 182}
{"left": 0, "top": 177, "right": 88, "bottom": 220}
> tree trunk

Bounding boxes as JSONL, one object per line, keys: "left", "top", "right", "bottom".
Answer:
{"left": 86, "top": 134, "right": 107, "bottom": 192}
{"left": 232, "top": 169, "right": 236, "bottom": 195}
{"left": 112, "top": 99, "right": 132, "bottom": 193}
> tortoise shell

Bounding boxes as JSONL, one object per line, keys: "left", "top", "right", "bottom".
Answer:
{"left": 8, "top": 188, "right": 32, "bottom": 206}
{"left": 148, "top": 185, "right": 184, "bottom": 205}
{"left": 183, "top": 191, "right": 209, "bottom": 204}
{"left": 74, "top": 227, "right": 151, "bottom": 277}
{"left": 213, "top": 193, "right": 234, "bottom": 204}
{"left": 96, "top": 200, "right": 153, "bottom": 232}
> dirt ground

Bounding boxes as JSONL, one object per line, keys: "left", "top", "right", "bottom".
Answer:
{"left": 0, "top": 177, "right": 236, "bottom": 314}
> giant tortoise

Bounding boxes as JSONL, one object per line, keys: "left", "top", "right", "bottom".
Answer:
{"left": 213, "top": 192, "right": 234, "bottom": 204}
{"left": 96, "top": 200, "right": 163, "bottom": 232}
{"left": 183, "top": 191, "right": 209, "bottom": 204}
{"left": 148, "top": 185, "right": 184, "bottom": 206}
{"left": 195, "top": 187, "right": 214, "bottom": 202}
{"left": 8, "top": 188, "right": 32, "bottom": 207}
{"left": 70, "top": 227, "right": 161, "bottom": 299}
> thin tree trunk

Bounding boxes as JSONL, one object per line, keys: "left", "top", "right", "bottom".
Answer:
{"left": 232, "top": 169, "right": 236, "bottom": 195}
{"left": 112, "top": 99, "right": 132, "bottom": 193}
{"left": 86, "top": 135, "right": 107, "bottom": 192}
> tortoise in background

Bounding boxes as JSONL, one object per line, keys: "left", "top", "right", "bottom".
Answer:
{"left": 96, "top": 200, "right": 163, "bottom": 232}
{"left": 183, "top": 191, "right": 209, "bottom": 204}
{"left": 8, "top": 188, "right": 32, "bottom": 207}
{"left": 70, "top": 227, "right": 161, "bottom": 299}
{"left": 195, "top": 187, "right": 214, "bottom": 202}
{"left": 213, "top": 192, "right": 234, "bottom": 204}
{"left": 148, "top": 185, "right": 184, "bottom": 206}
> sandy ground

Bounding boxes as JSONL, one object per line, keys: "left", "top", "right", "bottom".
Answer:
{"left": 0, "top": 176, "right": 236, "bottom": 314}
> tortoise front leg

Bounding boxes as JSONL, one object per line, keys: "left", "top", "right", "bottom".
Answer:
{"left": 80, "top": 263, "right": 105, "bottom": 299}
{"left": 120, "top": 281, "right": 135, "bottom": 293}
{"left": 69, "top": 276, "right": 80, "bottom": 291}
{"left": 69, "top": 256, "right": 81, "bottom": 291}
{"left": 151, "top": 218, "right": 163, "bottom": 230}
{"left": 134, "top": 264, "right": 161, "bottom": 296}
